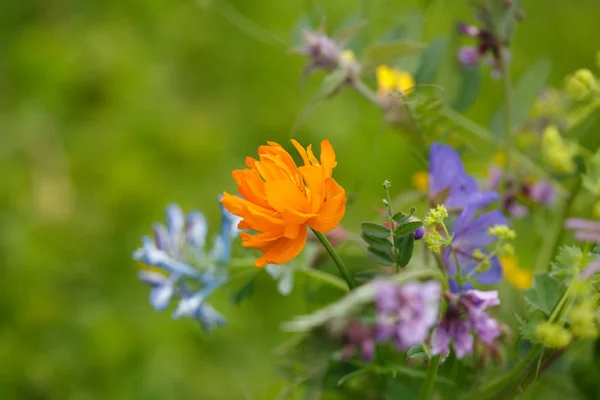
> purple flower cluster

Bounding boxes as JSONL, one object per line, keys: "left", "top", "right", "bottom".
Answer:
{"left": 432, "top": 290, "right": 501, "bottom": 358}
{"left": 375, "top": 280, "right": 441, "bottom": 349}
{"left": 429, "top": 143, "right": 499, "bottom": 211}
{"left": 488, "top": 166, "right": 556, "bottom": 218}
{"left": 457, "top": 22, "right": 510, "bottom": 78}
{"left": 445, "top": 207, "right": 507, "bottom": 292}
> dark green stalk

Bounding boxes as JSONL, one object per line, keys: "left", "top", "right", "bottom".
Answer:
{"left": 312, "top": 229, "right": 356, "bottom": 289}
{"left": 418, "top": 355, "right": 441, "bottom": 400}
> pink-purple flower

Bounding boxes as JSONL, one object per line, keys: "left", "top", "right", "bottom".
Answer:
{"left": 374, "top": 280, "right": 441, "bottom": 350}
{"left": 432, "top": 290, "right": 501, "bottom": 358}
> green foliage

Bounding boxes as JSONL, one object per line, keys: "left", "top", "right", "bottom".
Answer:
{"left": 360, "top": 40, "right": 425, "bottom": 74}
{"left": 524, "top": 273, "right": 562, "bottom": 315}
{"left": 395, "top": 235, "right": 414, "bottom": 267}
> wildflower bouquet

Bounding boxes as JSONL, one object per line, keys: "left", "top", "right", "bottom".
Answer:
{"left": 133, "top": 1, "right": 600, "bottom": 398}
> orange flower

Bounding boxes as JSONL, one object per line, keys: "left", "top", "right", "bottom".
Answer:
{"left": 221, "top": 140, "right": 347, "bottom": 267}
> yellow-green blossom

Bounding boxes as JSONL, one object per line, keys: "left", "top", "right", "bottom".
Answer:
{"left": 565, "top": 69, "right": 598, "bottom": 101}
{"left": 536, "top": 322, "right": 572, "bottom": 348}
{"left": 541, "top": 125, "right": 577, "bottom": 174}
{"left": 569, "top": 301, "right": 599, "bottom": 339}
{"left": 488, "top": 225, "right": 516, "bottom": 240}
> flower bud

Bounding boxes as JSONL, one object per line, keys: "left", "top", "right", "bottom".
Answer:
{"left": 565, "top": 69, "right": 598, "bottom": 101}
{"left": 569, "top": 301, "right": 599, "bottom": 339}
{"left": 536, "top": 322, "right": 572, "bottom": 348}
{"left": 541, "top": 125, "right": 577, "bottom": 174}
{"left": 301, "top": 31, "right": 342, "bottom": 71}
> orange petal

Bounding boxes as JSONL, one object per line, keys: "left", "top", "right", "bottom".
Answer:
{"left": 233, "top": 169, "right": 270, "bottom": 210}
{"left": 221, "top": 192, "right": 284, "bottom": 234}
{"left": 308, "top": 179, "right": 346, "bottom": 233}
{"left": 254, "top": 158, "right": 288, "bottom": 182}
{"left": 306, "top": 144, "right": 320, "bottom": 166}
{"left": 298, "top": 165, "right": 326, "bottom": 213}
{"left": 319, "top": 140, "right": 337, "bottom": 177}
{"left": 254, "top": 227, "right": 307, "bottom": 267}
{"left": 240, "top": 230, "right": 281, "bottom": 250}
{"left": 264, "top": 180, "right": 310, "bottom": 214}
{"left": 291, "top": 139, "right": 310, "bottom": 166}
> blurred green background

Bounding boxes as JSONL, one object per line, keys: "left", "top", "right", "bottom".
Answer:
{"left": 1, "top": 0, "right": 600, "bottom": 398}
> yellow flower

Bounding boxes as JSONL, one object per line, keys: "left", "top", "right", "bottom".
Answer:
{"left": 221, "top": 140, "right": 346, "bottom": 268}
{"left": 376, "top": 65, "right": 415, "bottom": 96}
{"left": 412, "top": 170, "right": 428, "bottom": 192}
{"left": 500, "top": 256, "right": 533, "bottom": 289}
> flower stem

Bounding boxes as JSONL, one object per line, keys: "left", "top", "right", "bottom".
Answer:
{"left": 418, "top": 354, "right": 441, "bottom": 400}
{"left": 311, "top": 228, "right": 356, "bottom": 289}
{"left": 501, "top": 53, "right": 514, "bottom": 184}
{"left": 540, "top": 176, "right": 582, "bottom": 271}
{"left": 383, "top": 181, "right": 399, "bottom": 272}
{"left": 462, "top": 344, "right": 544, "bottom": 400}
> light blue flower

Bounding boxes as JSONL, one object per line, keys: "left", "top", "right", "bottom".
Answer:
{"left": 137, "top": 270, "right": 179, "bottom": 311}
{"left": 132, "top": 236, "right": 199, "bottom": 277}
{"left": 265, "top": 264, "right": 295, "bottom": 296}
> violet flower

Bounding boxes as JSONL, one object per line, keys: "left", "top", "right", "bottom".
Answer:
{"left": 432, "top": 290, "right": 501, "bottom": 359}
{"left": 457, "top": 22, "right": 510, "bottom": 78}
{"left": 444, "top": 207, "right": 507, "bottom": 292}
{"left": 565, "top": 218, "right": 600, "bottom": 243}
{"left": 429, "top": 143, "right": 499, "bottom": 211}
{"left": 341, "top": 320, "right": 377, "bottom": 362}
{"left": 374, "top": 280, "right": 441, "bottom": 350}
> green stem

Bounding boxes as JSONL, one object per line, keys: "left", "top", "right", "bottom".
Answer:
{"left": 462, "top": 344, "right": 544, "bottom": 400}
{"left": 418, "top": 355, "right": 441, "bottom": 400}
{"left": 541, "top": 177, "right": 582, "bottom": 272}
{"left": 383, "top": 182, "right": 399, "bottom": 272}
{"left": 352, "top": 79, "right": 382, "bottom": 107}
{"left": 312, "top": 229, "right": 356, "bottom": 289}
{"left": 501, "top": 53, "right": 514, "bottom": 187}
{"left": 296, "top": 267, "right": 350, "bottom": 293}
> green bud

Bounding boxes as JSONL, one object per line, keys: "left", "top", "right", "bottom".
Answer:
{"left": 565, "top": 69, "right": 598, "bottom": 101}
{"left": 536, "top": 322, "right": 572, "bottom": 348}
{"left": 570, "top": 301, "right": 599, "bottom": 340}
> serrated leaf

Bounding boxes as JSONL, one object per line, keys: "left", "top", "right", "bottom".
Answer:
{"left": 524, "top": 274, "right": 561, "bottom": 315}
{"left": 394, "top": 221, "right": 424, "bottom": 237}
{"left": 361, "top": 222, "right": 392, "bottom": 239}
{"left": 415, "top": 37, "right": 448, "bottom": 86}
{"left": 360, "top": 40, "right": 425, "bottom": 75}
{"left": 231, "top": 275, "right": 257, "bottom": 305}
{"left": 366, "top": 247, "right": 395, "bottom": 266}
{"left": 519, "top": 310, "right": 546, "bottom": 343}
{"left": 491, "top": 58, "right": 552, "bottom": 136}
{"left": 395, "top": 235, "right": 414, "bottom": 267}
{"left": 452, "top": 63, "right": 481, "bottom": 112}
{"left": 361, "top": 233, "right": 393, "bottom": 252}
{"left": 392, "top": 207, "right": 416, "bottom": 225}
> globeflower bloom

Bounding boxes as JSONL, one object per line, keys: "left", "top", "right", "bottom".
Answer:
{"left": 221, "top": 140, "right": 347, "bottom": 267}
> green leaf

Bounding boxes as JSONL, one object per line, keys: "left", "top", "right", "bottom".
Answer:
{"left": 415, "top": 37, "right": 448, "bottom": 86}
{"left": 360, "top": 40, "right": 425, "bottom": 75}
{"left": 392, "top": 207, "right": 416, "bottom": 225}
{"left": 406, "top": 344, "right": 426, "bottom": 359}
{"left": 394, "top": 221, "right": 423, "bottom": 237}
{"left": 337, "top": 368, "right": 370, "bottom": 386}
{"left": 452, "top": 63, "right": 481, "bottom": 112}
{"left": 524, "top": 273, "right": 561, "bottom": 315}
{"left": 361, "top": 233, "right": 393, "bottom": 252}
{"left": 490, "top": 58, "right": 552, "bottom": 136}
{"left": 395, "top": 235, "right": 414, "bottom": 267}
{"left": 519, "top": 310, "right": 546, "bottom": 343}
{"left": 315, "top": 69, "right": 348, "bottom": 100}
{"left": 231, "top": 275, "right": 257, "bottom": 305}
{"left": 366, "top": 247, "right": 395, "bottom": 266}
{"left": 361, "top": 222, "right": 392, "bottom": 239}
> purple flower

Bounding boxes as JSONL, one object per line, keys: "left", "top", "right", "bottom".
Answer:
{"left": 458, "top": 46, "right": 480, "bottom": 67}
{"left": 429, "top": 143, "right": 499, "bottom": 211}
{"left": 432, "top": 290, "right": 501, "bottom": 358}
{"left": 530, "top": 181, "right": 556, "bottom": 205}
{"left": 374, "top": 280, "right": 441, "bottom": 350}
{"left": 565, "top": 218, "right": 600, "bottom": 243}
{"left": 458, "top": 23, "right": 481, "bottom": 38}
{"left": 341, "top": 320, "right": 376, "bottom": 362}
{"left": 444, "top": 208, "right": 507, "bottom": 292}
{"left": 414, "top": 226, "right": 425, "bottom": 240}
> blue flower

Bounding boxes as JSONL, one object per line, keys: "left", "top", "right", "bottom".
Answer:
{"left": 429, "top": 143, "right": 499, "bottom": 211}
{"left": 444, "top": 207, "right": 507, "bottom": 292}
{"left": 133, "top": 199, "right": 239, "bottom": 331}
